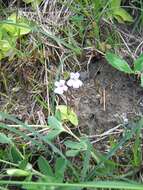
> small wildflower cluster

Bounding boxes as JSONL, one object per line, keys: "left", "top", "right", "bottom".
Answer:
{"left": 54, "top": 72, "right": 83, "bottom": 95}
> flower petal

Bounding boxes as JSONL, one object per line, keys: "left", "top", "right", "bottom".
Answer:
{"left": 54, "top": 87, "right": 64, "bottom": 95}
{"left": 67, "top": 79, "right": 74, "bottom": 87}
{"left": 70, "top": 73, "right": 76, "bottom": 79}
{"left": 59, "top": 80, "right": 65, "bottom": 86}
{"left": 55, "top": 81, "right": 60, "bottom": 87}
{"left": 78, "top": 79, "right": 83, "bottom": 87}
{"left": 72, "top": 80, "right": 83, "bottom": 89}
{"left": 63, "top": 85, "right": 68, "bottom": 91}
{"left": 75, "top": 72, "right": 80, "bottom": 79}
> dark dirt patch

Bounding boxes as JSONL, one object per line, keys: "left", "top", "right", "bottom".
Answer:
{"left": 0, "top": 61, "right": 45, "bottom": 123}
{"left": 74, "top": 58, "right": 143, "bottom": 135}
{"left": 1, "top": 58, "right": 143, "bottom": 132}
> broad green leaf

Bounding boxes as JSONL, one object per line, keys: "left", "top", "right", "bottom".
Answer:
{"left": 55, "top": 158, "right": 67, "bottom": 182}
{"left": 2, "top": 13, "right": 18, "bottom": 34}
{"left": 66, "top": 149, "right": 80, "bottom": 157}
{"left": 113, "top": 8, "right": 133, "bottom": 22}
{"left": 38, "top": 156, "right": 54, "bottom": 177}
{"left": 64, "top": 140, "right": 87, "bottom": 150}
{"left": 15, "top": 22, "right": 31, "bottom": 36}
{"left": 114, "top": 15, "right": 125, "bottom": 23}
{"left": 0, "top": 40, "right": 11, "bottom": 52}
{"left": 68, "top": 111, "right": 78, "bottom": 126}
{"left": 65, "top": 140, "right": 87, "bottom": 157}
{"left": 55, "top": 105, "right": 69, "bottom": 121}
{"left": 110, "top": 0, "right": 121, "bottom": 9}
{"left": 105, "top": 52, "right": 134, "bottom": 74}
{"left": 18, "top": 159, "right": 29, "bottom": 170}
{"left": 134, "top": 54, "right": 143, "bottom": 72}
{"left": 44, "top": 129, "right": 62, "bottom": 141}
{"left": 2, "top": 13, "right": 31, "bottom": 36}
{"left": 48, "top": 116, "right": 65, "bottom": 131}
{"left": 10, "top": 146, "right": 24, "bottom": 163}
{"left": 7, "top": 168, "right": 30, "bottom": 177}
{"left": 81, "top": 140, "right": 91, "bottom": 181}
{"left": 56, "top": 105, "right": 78, "bottom": 126}
{"left": 0, "top": 133, "right": 12, "bottom": 144}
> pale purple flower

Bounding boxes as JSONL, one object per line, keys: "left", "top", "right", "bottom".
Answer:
{"left": 54, "top": 80, "right": 68, "bottom": 95}
{"left": 67, "top": 72, "right": 83, "bottom": 89}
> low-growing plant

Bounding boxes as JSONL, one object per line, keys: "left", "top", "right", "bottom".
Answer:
{"left": 0, "top": 13, "right": 31, "bottom": 60}
{"left": 107, "top": 0, "right": 133, "bottom": 23}
{"left": 0, "top": 106, "right": 143, "bottom": 189}
{"left": 65, "top": 0, "right": 133, "bottom": 49}
{"left": 0, "top": 1, "right": 143, "bottom": 190}
{"left": 105, "top": 52, "right": 143, "bottom": 86}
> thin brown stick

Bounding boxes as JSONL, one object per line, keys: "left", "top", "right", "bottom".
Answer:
{"left": 103, "top": 88, "right": 106, "bottom": 111}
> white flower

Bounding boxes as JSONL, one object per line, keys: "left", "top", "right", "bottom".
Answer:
{"left": 67, "top": 72, "right": 83, "bottom": 89}
{"left": 54, "top": 80, "right": 68, "bottom": 95}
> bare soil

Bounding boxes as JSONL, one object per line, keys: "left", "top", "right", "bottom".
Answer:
{"left": 74, "top": 58, "right": 143, "bottom": 135}
{"left": 1, "top": 58, "right": 143, "bottom": 133}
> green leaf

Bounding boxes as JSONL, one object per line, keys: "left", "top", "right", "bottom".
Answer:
{"left": 64, "top": 140, "right": 87, "bottom": 150}
{"left": 66, "top": 149, "right": 80, "bottom": 157}
{"left": 81, "top": 139, "right": 92, "bottom": 181}
{"left": 113, "top": 8, "right": 133, "bottom": 23}
{"left": 0, "top": 133, "right": 12, "bottom": 144}
{"left": 7, "top": 168, "right": 30, "bottom": 177}
{"left": 55, "top": 158, "right": 67, "bottom": 182}
{"left": 105, "top": 52, "right": 134, "bottom": 74}
{"left": 2, "top": 13, "right": 31, "bottom": 36}
{"left": 18, "top": 159, "right": 29, "bottom": 170}
{"left": 38, "top": 156, "right": 54, "bottom": 177}
{"left": 110, "top": 0, "right": 121, "bottom": 9}
{"left": 0, "top": 180, "right": 143, "bottom": 189}
{"left": 32, "top": 0, "right": 43, "bottom": 9}
{"left": 68, "top": 111, "right": 78, "bottom": 126}
{"left": 44, "top": 129, "right": 62, "bottom": 141}
{"left": 134, "top": 54, "right": 143, "bottom": 72}
{"left": 10, "top": 146, "right": 24, "bottom": 163}
{"left": 48, "top": 116, "right": 65, "bottom": 131}
{"left": 0, "top": 40, "right": 12, "bottom": 52}
{"left": 0, "top": 29, "right": 3, "bottom": 40}
{"left": 56, "top": 105, "right": 78, "bottom": 126}
{"left": 23, "top": 0, "right": 33, "bottom": 4}
{"left": 64, "top": 140, "right": 87, "bottom": 157}
{"left": 47, "top": 116, "right": 65, "bottom": 140}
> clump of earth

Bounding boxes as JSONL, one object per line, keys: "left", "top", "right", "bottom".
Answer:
{"left": 74, "top": 58, "right": 143, "bottom": 135}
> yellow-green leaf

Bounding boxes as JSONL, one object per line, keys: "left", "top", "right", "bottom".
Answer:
{"left": 0, "top": 40, "right": 11, "bottom": 52}
{"left": 113, "top": 8, "right": 133, "bottom": 23}
{"left": 7, "top": 169, "right": 30, "bottom": 177}
{"left": 56, "top": 105, "right": 78, "bottom": 126}
{"left": 2, "top": 13, "right": 31, "bottom": 36}
{"left": 110, "top": 0, "right": 121, "bottom": 9}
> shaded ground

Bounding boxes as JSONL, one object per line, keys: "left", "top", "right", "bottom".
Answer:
{"left": 1, "top": 58, "right": 143, "bottom": 134}
{"left": 74, "top": 58, "right": 143, "bottom": 135}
